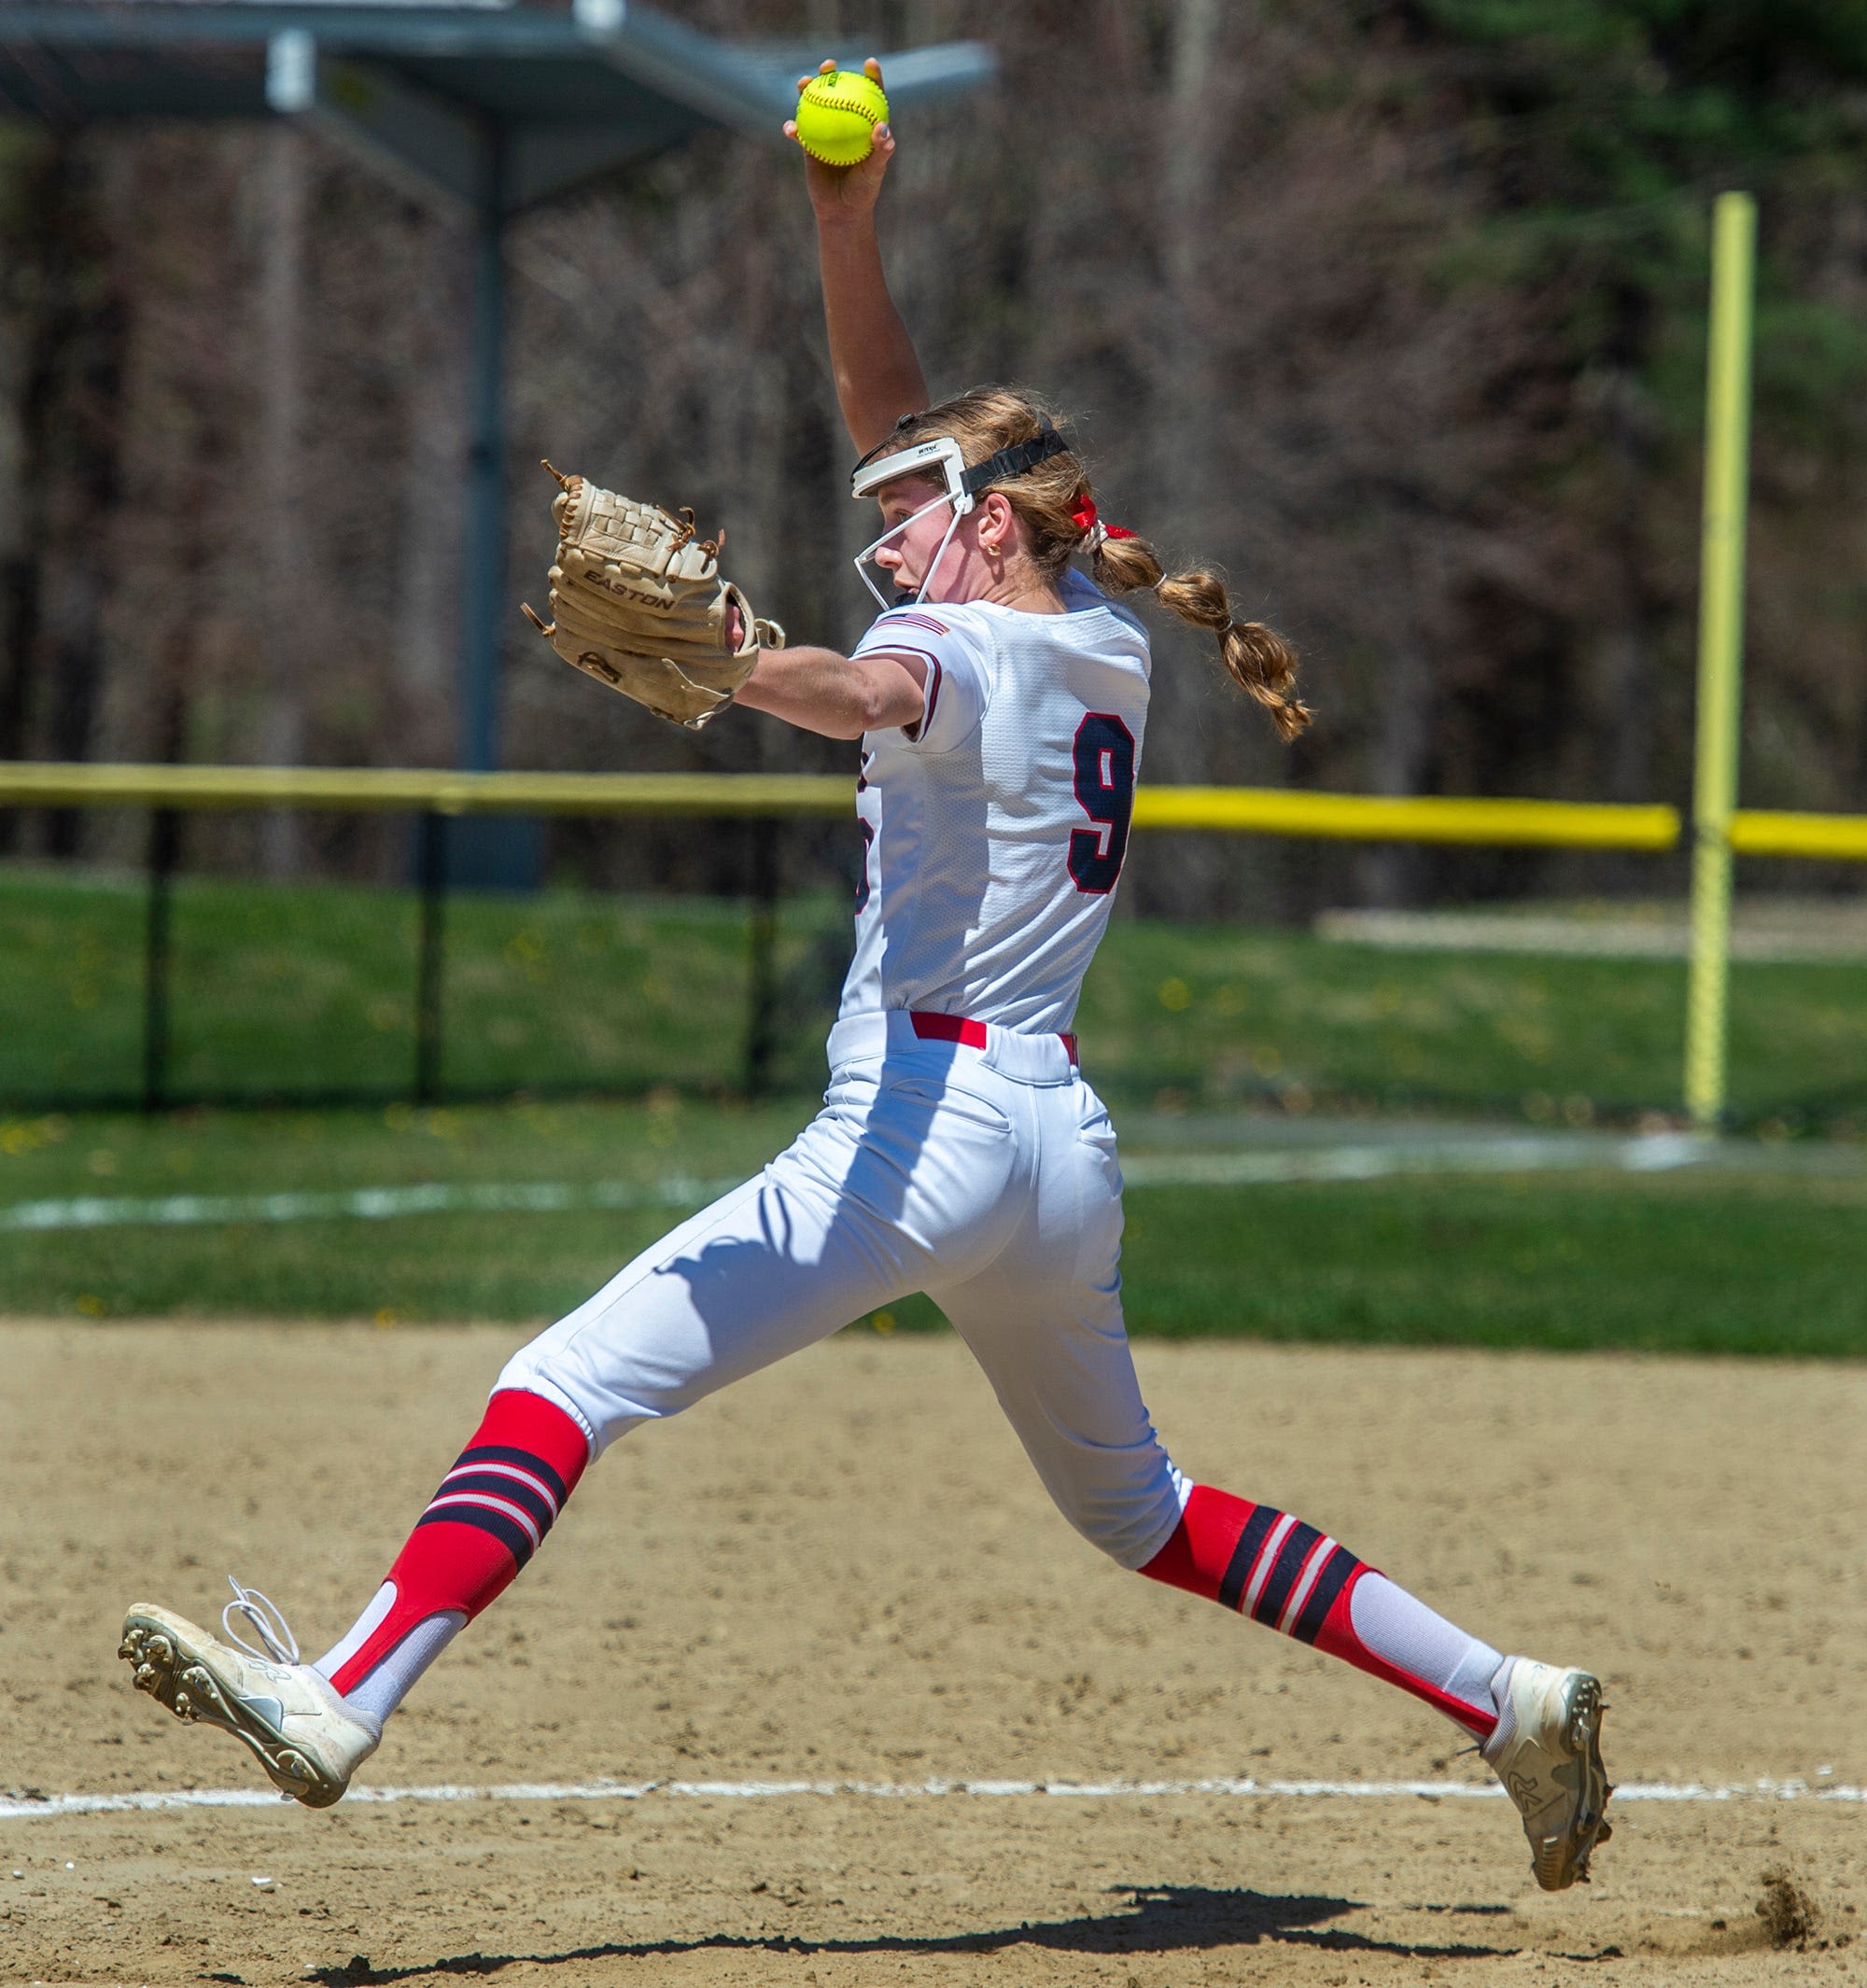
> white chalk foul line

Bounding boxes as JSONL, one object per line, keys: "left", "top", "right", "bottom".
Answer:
{"left": 0, "top": 1175, "right": 742, "bottom": 1234}
{"left": 1117, "top": 1132, "right": 1711, "bottom": 1189}
{"left": 0, "top": 1135, "right": 1720, "bottom": 1235}
{"left": 2, "top": 1774, "right": 1859, "bottom": 1823}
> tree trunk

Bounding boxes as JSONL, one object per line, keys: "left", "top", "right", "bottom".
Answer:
{"left": 397, "top": 223, "right": 467, "bottom": 767}
{"left": 36, "top": 139, "right": 128, "bottom": 858}
{"left": 1598, "top": 371, "right": 1658, "bottom": 803}
{"left": 1141, "top": 0, "right": 1232, "bottom": 917}
{"left": 256, "top": 124, "right": 310, "bottom": 873}
{"left": 0, "top": 135, "right": 66, "bottom": 842}
{"left": 1356, "top": 532, "right": 1436, "bottom": 908}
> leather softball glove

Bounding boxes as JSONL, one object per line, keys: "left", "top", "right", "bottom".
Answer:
{"left": 522, "top": 462, "right": 784, "bottom": 732}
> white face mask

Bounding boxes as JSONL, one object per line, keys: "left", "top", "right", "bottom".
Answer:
{"left": 852, "top": 488, "right": 971, "bottom": 611}
{"left": 847, "top": 420, "right": 1074, "bottom": 609}
{"left": 849, "top": 435, "right": 975, "bottom": 610}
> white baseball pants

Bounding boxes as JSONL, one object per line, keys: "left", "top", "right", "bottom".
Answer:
{"left": 499, "top": 1010, "right": 1190, "bottom": 1570}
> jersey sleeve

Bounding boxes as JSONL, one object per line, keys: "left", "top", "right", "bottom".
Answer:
{"left": 851, "top": 607, "right": 991, "bottom": 753}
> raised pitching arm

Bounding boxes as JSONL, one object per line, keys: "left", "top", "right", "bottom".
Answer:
{"left": 786, "top": 58, "right": 929, "bottom": 456}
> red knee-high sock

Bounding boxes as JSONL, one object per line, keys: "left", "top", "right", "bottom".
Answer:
{"left": 1140, "top": 1483, "right": 1500, "bottom": 1738}
{"left": 326, "top": 1389, "right": 589, "bottom": 1698}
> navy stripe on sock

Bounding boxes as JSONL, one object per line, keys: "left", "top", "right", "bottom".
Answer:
{"left": 1289, "top": 1545, "right": 1361, "bottom": 1646}
{"left": 433, "top": 1469, "right": 555, "bottom": 1538}
{"left": 1216, "top": 1504, "right": 1282, "bottom": 1615}
{"left": 1252, "top": 1520, "right": 1323, "bottom": 1628}
{"left": 456, "top": 1444, "right": 568, "bottom": 1508}
{"left": 414, "top": 1502, "right": 535, "bottom": 1569}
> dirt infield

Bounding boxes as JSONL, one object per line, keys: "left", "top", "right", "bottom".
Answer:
{"left": 3, "top": 1323, "right": 1861, "bottom": 1985}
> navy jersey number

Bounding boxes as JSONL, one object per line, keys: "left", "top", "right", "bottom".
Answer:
{"left": 1068, "top": 713, "right": 1136, "bottom": 895}
{"left": 854, "top": 767, "right": 876, "bottom": 913}
{"left": 854, "top": 817, "right": 875, "bottom": 912}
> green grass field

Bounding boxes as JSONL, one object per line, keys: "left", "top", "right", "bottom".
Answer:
{"left": 7, "top": 861, "right": 1867, "bottom": 1127}
{"left": 7, "top": 861, "right": 1863, "bottom": 1359}
{"left": 4, "top": 1097, "right": 1862, "bottom": 1357}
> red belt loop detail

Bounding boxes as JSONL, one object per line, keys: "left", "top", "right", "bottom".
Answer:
{"left": 907, "top": 1011, "right": 1079, "bottom": 1067}
{"left": 907, "top": 1011, "right": 989, "bottom": 1050}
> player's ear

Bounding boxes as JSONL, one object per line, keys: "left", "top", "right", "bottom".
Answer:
{"left": 978, "top": 491, "right": 1015, "bottom": 557}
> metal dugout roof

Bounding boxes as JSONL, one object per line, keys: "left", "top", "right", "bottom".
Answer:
{"left": 0, "top": 2, "right": 996, "bottom": 769}
{"left": 0, "top": 2, "right": 993, "bottom": 212}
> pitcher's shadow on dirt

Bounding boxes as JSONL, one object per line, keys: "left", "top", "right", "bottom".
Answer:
{"left": 311, "top": 1883, "right": 1518, "bottom": 1982}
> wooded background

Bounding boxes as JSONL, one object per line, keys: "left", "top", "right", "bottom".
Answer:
{"left": 3, "top": 0, "right": 1864, "bottom": 918}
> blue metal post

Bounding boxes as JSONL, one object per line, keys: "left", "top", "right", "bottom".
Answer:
{"left": 461, "top": 130, "right": 506, "bottom": 773}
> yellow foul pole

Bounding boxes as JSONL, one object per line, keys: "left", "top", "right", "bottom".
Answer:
{"left": 1683, "top": 192, "right": 1757, "bottom": 1132}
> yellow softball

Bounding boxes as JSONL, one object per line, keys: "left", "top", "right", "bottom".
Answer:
{"left": 794, "top": 69, "right": 889, "bottom": 167}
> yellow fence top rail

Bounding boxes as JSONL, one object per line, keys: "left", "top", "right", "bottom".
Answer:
{"left": 1728, "top": 810, "right": 1867, "bottom": 861}
{"left": 1130, "top": 787, "right": 1681, "bottom": 849}
{"left": 0, "top": 760, "right": 1856, "bottom": 859}
{"left": 0, "top": 763, "right": 853, "bottom": 818}
{"left": 0, "top": 762, "right": 1685, "bottom": 847}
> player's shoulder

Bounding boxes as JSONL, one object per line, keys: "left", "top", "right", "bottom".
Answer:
{"left": 861, "top": 601, "right": 991, "bottom": 660}
{"left": 1059, "top": 567, "right": 1149, "bottom": 645}
{"left": 870, "top": 603, "right": 960, "bottom": 639}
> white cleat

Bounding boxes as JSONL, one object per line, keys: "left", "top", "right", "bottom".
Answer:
{"left": 1482, "top": 1656, "right": 1614, "bottom": 1891}
{"left": 119, "top": 1579, "right": 379, "bottom": 1810}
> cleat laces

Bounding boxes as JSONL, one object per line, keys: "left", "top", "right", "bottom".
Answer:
{"left": 221, "top": 1577, "right": 302, "bottom": 1666}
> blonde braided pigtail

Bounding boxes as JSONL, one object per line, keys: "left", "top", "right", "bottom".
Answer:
{"left": 1093, "top": 533, "right": 1312, "bottom": 742}
{"left": 869, "top": 386, "right": 1311, "bottom": 742}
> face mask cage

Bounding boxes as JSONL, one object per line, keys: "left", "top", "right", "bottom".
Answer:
{"left": 849, "top": 418, "right": 1074, "bottom": 610}
{"left": 850, "top": 438, "right": 973, "bottom": 609}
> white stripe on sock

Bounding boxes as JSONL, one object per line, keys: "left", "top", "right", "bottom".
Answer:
{"left": 314, "top": 1581, "right": 397, "bottom": 1682}
{"left": 1242, "top": 1513, "right": 1297, "bottom": 1616}
{"left": 442, "top": 1460, "right": 560, "bottom": 1516}
{"left": 1277, "top": 1535, "right": 1337, "bottom": 1636}
{"left": 423, "top": 1491, "right": 542, "bottom": 1551}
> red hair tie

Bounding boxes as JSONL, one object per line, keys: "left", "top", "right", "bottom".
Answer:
{"left": 1071, "top": 496, "right": 1140, "bottom": 550}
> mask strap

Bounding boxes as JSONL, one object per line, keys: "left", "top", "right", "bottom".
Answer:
{"left": 849, "top": 411, "right": 927, "bottom": 483}
{"left": 961, "top": 417, "right": 1070, "bottom": 497}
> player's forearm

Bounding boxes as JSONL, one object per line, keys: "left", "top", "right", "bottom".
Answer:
{"left": 737, "top": 644, "right": 923, "bottom": 739}
{"left": 815, "top": 217, "right": 928, "bottom": 456}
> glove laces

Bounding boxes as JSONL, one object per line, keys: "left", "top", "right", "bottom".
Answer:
{"left": 221, "top": 1576, "right": 302, "bottom": 1667}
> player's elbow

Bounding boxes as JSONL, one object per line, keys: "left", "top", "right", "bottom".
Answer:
{"left": 856, "top": 683, "right": 925, "bottom": 735}
{"left": 852, "top": 682, "right": 897, "bottom": 733}
{"left": 849, "top": 657, "right": 926, "bottom": 735}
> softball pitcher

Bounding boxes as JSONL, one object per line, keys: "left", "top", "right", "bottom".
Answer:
{"left": 121, "top": 63, "right": 1612, "bottom": 1893}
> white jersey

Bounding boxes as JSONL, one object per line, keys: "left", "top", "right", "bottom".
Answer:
{"left": 838, "top": 570, "right": 1151, "bottom": 1034}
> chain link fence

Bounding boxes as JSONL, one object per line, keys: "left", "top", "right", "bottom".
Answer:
{"left": 5, "top": 772, "right": 1867, "bottom": 1131}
